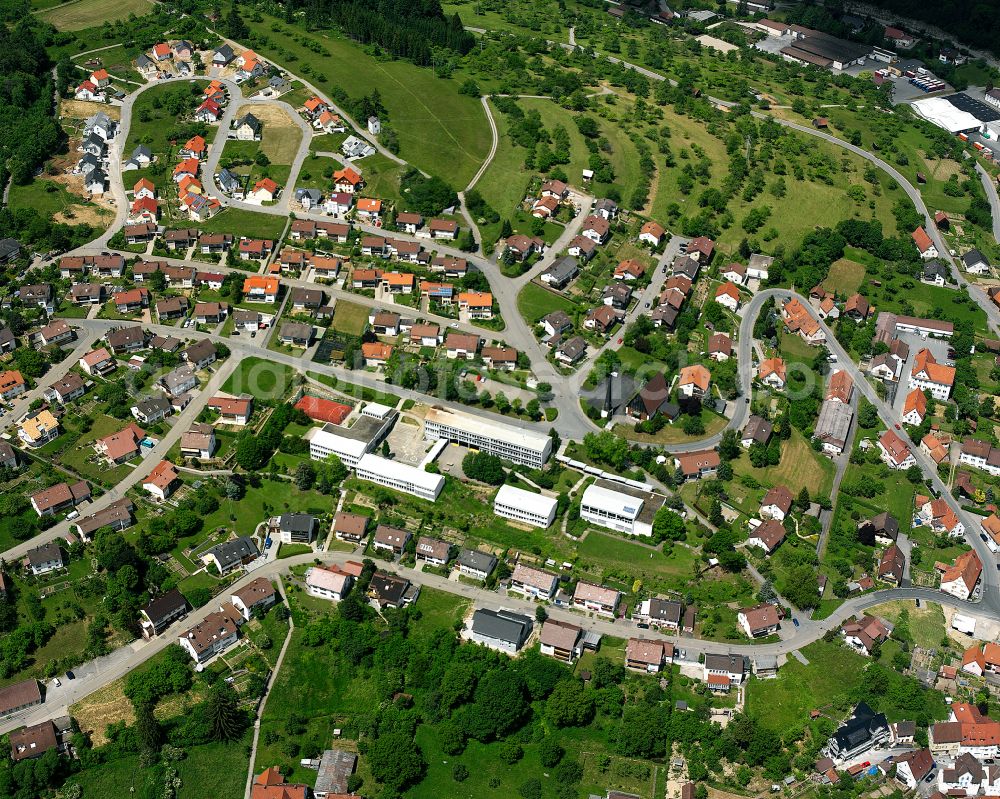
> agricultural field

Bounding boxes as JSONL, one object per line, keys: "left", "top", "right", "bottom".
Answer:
{"left": 246, "top": 14, "right": 492, "bottom": 188}
{"left": 38, "top": 0, "right": 155, "bottom": 30}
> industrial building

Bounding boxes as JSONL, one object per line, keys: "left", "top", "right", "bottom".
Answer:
{"left": 493, "top": 484, "right": 559, "bottom": 529}
{"left": 355, "top": 453, "right": 445, "bottom": 501}
{"left": 423, "top": 406, "right": 552, "bottom": 468}
{"left": 780, "top": 25, "right": 872, "bottom": 71}
{"left": 580, "top": 479, "right": 666, "bottom": 537}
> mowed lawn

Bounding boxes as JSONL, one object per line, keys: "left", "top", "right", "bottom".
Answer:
{"left": 826, "top": 257, "right": 866, "bottom": 295}
{"left": 247, "top": 14, "right": 491, "bottom": 187}
{"left": 195, "top": 208, "right": 287, "bottom": 240}
{"left": 331, "top": 300, "right": 369, "bottom": 335}
{"left": 38, "top": 0, "right": 154, "bottom": 29}
{"left": 221, "top": 356, "right": 299, "bottom": 401}
{"left": 517, "top": 282, "right": 576, "bottom": 324}
{"left": 732, "top": 429, "right": 836, "bottom": 496}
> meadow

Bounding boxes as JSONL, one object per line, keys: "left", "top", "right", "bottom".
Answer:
{"left": 245, "top": 14, "right": 492, "bottom": 188}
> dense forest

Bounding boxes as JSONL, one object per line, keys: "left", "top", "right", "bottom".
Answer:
{"left": 287, "top": 0, "right": 474, "bottom": 64}
{"left": 866, "top": 0, "right": 1000, "bottom": 58}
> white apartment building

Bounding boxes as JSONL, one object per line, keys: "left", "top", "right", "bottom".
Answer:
{"left": 493, "top": 484, "right": 558, "bottom": 529}
{"left": 423, "top": 407, "right": 552, "bottom": 468}
{"left": 580, "top": 480, "right": 665, "bottom": 537}
{"left": 355, "top": 453, "right": 445, "bottom": 501}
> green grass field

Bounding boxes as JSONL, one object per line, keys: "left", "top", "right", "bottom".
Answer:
{"left": 38, "top": 0, "right": 154, "bottom": 30}
{"left": 577, "top": 531, "right": 697, "bottom": 589}
{"left": 825, "top": 257, "right": 866, "bottom": 295}
{"left": 357, "top": 153, "right": 405, "bottom": 203}
{"left": 869, "top": 600, "right": 946, "bottom": 649}
{"left": 126, "top": 81, "right": 206, "bottom": 157}
{"left": 733, "top": 429, "right": 836, "bottom": 496}
{"left": 221, "top": 356, "right": 299, "bottom": 401}
{"left": 68, "top": 739, "right": 249, "bottom": 798}
{"left": 745, "top": 640, "right": 866, "bottom": 733}
{"left": 476, "top": 98, "right": 639, "bottom": 231}
{"left": 193, "top": 209, "right": 287, "bottom": 240}
{"left": 247, "top": 14, "right": 491, "bottom": 187}
{"left": 516, "top": 282, "right": 576, "bottom": 324}
{"left": 330, "top": 300, "right": 369, "bottom": 335}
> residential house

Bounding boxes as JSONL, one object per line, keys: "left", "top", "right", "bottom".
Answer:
{"left": 909, "top": 348, "right": 955, "bottom": 400}
{"left": 939, "top": 550, "right": 982, "bottom": 600}
{"left": 202, "top": 536, "right": 258, "bottom": 576}
{"left": 180, "top": 423, "right": 215, "bottom": 459}
{"left": 741, "top": 415, "right": 773, "bottom": 448}
{"left": 759, "top": 357, "right": 786, "bottom": 389}
{"left": 26, "top": 542, "right": 64, "bottom": 576}
{"left": 877, "top": 428, "right": 916, "bottom": 470}
{"left": 541, "top": 256, "right": 579, "bottom": 289}
{"left": 131, "top": 396, "right": 171, "bottom": 425}
{"left": 29, "top": 481, "right": 89, "bottom": 518}
{"left": 510, "top": 564, "right": 558, "bottom": 600}
{"left": 746, "top": 519, "right": 786, "bottom": 554}
{"left": 372, "top": 524, "right": 411, "bottom": 556}
{"left": 902, "top": 388, "right": 927, "bottom": 426}
{"left": 468, "top": 609, "right": 533, "bottom": 654}
{"left": 178, "top": 609, "right": 240, "bottom": 663}
{"left": 207, "top": 395, "right": 254, "bottom": 425}
{"left": 625, "top": 638, "right": 668, "bottom": 673}
{"left": 139, "top": 589, "right": 188, "bottom": 638}
{"left": 878, "top": 543, "right": 905, "bottom": 585}
{"left": 333, "top": 512, "right": 369, "bottom": 544}
{"left": 714, "top": 282, "right": 741, "bottom": 312}
{"left": 638, "top": 221, "right": 665, "bottom": 247}
{"left": 673, "top": 449, "right": 721, "bottom": 481}
{"left": 231, "top": 577, "right": 277, "bottom": 621}
{"left": 457, "top": 549, "right": 497, "bottom": 581}
{"left": 142, "top": 460, "right": 180, "bottom": 501}
{"left": 539, "top": 619, "right": 583, "bottom": 663}
{"left": 677, "top": 364, "right": 710, "bottom": 398}
{"left": 18, "top": 409, "right": 60, "bottom": 448}
{"left": 94, "top": 422, "right": 145, "bottom": 465}
{"left": 305, "top": 564, "right": 356, "bottom": 602}
{"left": 912, "top": 226, "right": 938, "bottom": 259}
{"left": 572, "top": 582, "right": 621, "bottom": 617}
{"left": 738, "top": 604, "right": 781, "bottom": 638}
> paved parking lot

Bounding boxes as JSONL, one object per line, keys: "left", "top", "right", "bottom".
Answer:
{"left": 890, "top": 331, "right": 952, "bottom": 417}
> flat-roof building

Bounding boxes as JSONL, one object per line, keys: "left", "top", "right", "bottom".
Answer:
{"left": 493, "top": 484, "right": 558, "bottom": 528}
{"left": 580, "top": 479, "right": 666, "bottom": 537}
{"left": 423, "top": 406, "right": 551, "bottom": 468}
{"left": 355, "top": 453, "right": 445, "bottom": 501}
{"left": 307, "top": 409, "right": 397, "bottom": 468}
